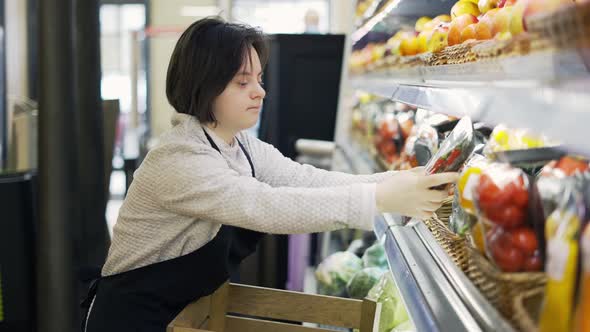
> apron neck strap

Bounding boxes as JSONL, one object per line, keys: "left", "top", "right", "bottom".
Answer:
{"left": 202, "top": 127, "right": 256, "bottom": 178}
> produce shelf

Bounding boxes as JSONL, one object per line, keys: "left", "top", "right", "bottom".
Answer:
{"left": 350, "top": 49, "right": 590, "bottom": 155}
{"left": 375, "top": 215, "right": 516, "bottom": 332}
{"left": 334, "top": 140, "right": 517, "bottom": 331}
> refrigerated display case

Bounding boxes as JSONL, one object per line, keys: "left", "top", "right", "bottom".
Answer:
{"left": 326, "top": 0, "right": 590, "bottom": 331}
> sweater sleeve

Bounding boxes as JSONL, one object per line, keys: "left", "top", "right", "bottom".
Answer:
{"left": 242, "top": 133, "right": 394, "bottom": 188}
{"left": 144, "top": 144, "right": 377, "bottom": 234}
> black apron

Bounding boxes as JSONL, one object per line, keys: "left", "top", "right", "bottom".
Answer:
{"left": 81, "top": 129, "right": 264, "bottom": 332}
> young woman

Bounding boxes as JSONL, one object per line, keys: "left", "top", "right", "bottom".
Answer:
{"left": 82, "top": 17, "right": 457, "bottom": 332}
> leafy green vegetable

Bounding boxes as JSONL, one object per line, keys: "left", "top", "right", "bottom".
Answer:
{"left": 315, "top": 252, "right": 363, "bottom": 296}
{"left": 347, "top": 267, "right": 386, "bottom": 299}
{"left": 367, "top": 272, "right": 413, "bottom": 332}
{"left": 362, "top": 242, "right": 389, "bottom": 269}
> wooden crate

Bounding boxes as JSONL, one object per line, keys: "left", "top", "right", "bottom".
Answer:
{"left": 167, "top": 282, "right": 380, "bottom": 332}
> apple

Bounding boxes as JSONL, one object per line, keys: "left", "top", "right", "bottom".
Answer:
{"left": 475, "top": 21, "right": 493, "bottom": 39}
{"left": 423, "top": 14, "right": 452, "bottom": 31}
{"left": 417, "top": 30, "right": 435, "bottom": 53}
{"left": 492, "top": 6, "right": 514, "bottom": 36}
{"left": 510, "top": 0, "right": 526, "bottom": 34}
{"left": 400, "top": 37, "right": 420, "bottom": 56}
{"left": 499, "top": 0, "right": 518, "bottom": 7}
{"left": 461, "top": 24, "right": 478, "bottom": 42}
{"left": 476, "top": 8, "right": 501, "bottom": 39}
{"left": 452, "top": 0, "right": 482, "bottom": 19}
{"left": 479, "top": 0, "right": 499, "bottom": 13}
{"left": 448, "top": 14, "right": 479, "bottom": 45}
{"left": 415, "top": 16, "right": 433, "bottom": 32}
{"left": 435, "top": 14, "right": 453, "bottom": 23}
{"left": 428, "top": 25, "right": 450, "bottom": 53}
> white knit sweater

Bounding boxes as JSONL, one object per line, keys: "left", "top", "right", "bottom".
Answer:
{"left": 102, "top": 113, "right": 391, "bottom": 276}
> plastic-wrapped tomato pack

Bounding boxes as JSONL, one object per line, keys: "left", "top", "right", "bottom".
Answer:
{"left": 373, "top": 108, "right": 415, "bottom": 166}
{"left": 449, "top": 155, "right": 490, "bottom": 236}
{"left": 537, "top": 156, "right": 590, "bottom": 219}
{"left": 473, "top": 163, "right": 545, "bottom": 273}
{"left": 399, "top": 124, "right": 438, "bottom": 170}
{"left": 425, "top": 117, "right": 476, "bottom": 175}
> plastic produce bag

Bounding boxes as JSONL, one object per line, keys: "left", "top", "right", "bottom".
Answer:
{"left": 473, "top": 163, "right": 545, "bottom": 272}
{"left": 450, "top": 186, "right": 477, "bottom": 236}
{"left": 375, "top": 111, "right": 403, "bottom": 165}
{"left": 367, "top": 272, "right": 412, "bottom": 332}
{"left": 537, "top": 156, "right": 590, "bottom": 219}
{"left": 346, "top": 267, "right": 386, "bottom": 299}
{"left": 315, "top": 252, "right": 363, "bottom": 297}
{"left": 425, "top": 116, "right": 475, "bottom": 175}
{"left": 483, "top": 124, "right": 553, "bottom": 156}
{"left": 362, "top": 242, "right": 388, "bottom": 269}
{"left": 538, "top": 180, "right": 584, "bottom": 332}
{"left": 412, "top": 125, "right": 439, "bottom": 167}
{"left": 450, "top": 155, "right": 489, "bottom": 236}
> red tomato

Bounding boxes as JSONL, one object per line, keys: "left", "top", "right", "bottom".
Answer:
{"left": 477, "top": 174, "right": 505, "bottom": 207}
{"left": 509, "top": 227, "right": 538, "bottom": 255}
{"left": 512, "top": 188, "right": 529, "bottom": 208}
{"left": 523, "top": 251, "right": 543, "bottom": 272}
{"left": 382, "top": 141, "right": 396, "bottom": 157}
{"left": 506, "top": 176, "right": 529, "bottom": 208}
{"left": 484, "top": 205, "right": 526, "bottom": 228}
{"left": 400, "top": 120, "right": 414, "bottom": 140}
{"left": 491, "top": 237, "right": 525, "bottom": 272}
{"left": 556, "top": 156, "right": 589, "bottom": 176}
{"left": 429, "top": 159, "right": 445, "bottom": 174}
{"left": 445, "top": 149, "right": 462, "bottom": 167}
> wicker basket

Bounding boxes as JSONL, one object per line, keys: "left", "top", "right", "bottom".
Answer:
{"left": 423, "top": 198, "right": 471, "bottom": 273}
{"left": 426, "top": 42, "right": 480, "bottom": 66}
{"left": 435, "top": 197, "right": 453, "bottom": 221}
{"left": 512, "top": 287, "right": 544, "bottom": 332}
{"left": 423, "top": 216, "right": 471, "bottom": 272}
{"left": 526, "top": 2, "right": 590, "bottom": 49}
{"left": 398, "top": 54, "right": 424, "bottom": 68}
{"left": 423, "top": 199, "right": 547, "bottom": 327}
{"left": 464, "top": 247, "right": 546, "bottom": 321}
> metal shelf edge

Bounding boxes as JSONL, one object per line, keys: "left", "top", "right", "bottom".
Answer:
{"left": 414, "top": 222, "right": 517, "bottom": 332}
{"left": 376, "top": 217, "right": 484, "bottom": 332}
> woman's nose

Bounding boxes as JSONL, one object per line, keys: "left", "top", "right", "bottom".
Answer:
{"left": 252, "top": 82, "right": 266, "bottom": 99}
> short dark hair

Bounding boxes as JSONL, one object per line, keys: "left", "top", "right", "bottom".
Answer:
{"left": 166, "top": 17, "right": 268, "bottom": 123}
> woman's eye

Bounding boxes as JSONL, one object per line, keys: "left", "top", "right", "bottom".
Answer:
{"left": 239, "top": 82, "right": 248, "bottom": 87}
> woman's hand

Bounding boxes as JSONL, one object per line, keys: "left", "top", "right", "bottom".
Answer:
{"left": 375, "top": 167, "right": 458, "bottom": 219}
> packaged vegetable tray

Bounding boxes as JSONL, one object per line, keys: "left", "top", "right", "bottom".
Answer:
{"left": 425, "top": 116, "right": 476, "bottom": 175}
{"left": 473, "top": 163, "right": 546, "bottom": 273}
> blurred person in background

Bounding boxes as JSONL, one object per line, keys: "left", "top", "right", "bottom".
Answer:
{"left": 304, "top": 8, "right": 320, "bottom": 33}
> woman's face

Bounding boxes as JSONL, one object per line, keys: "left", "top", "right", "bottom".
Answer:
{"left": 212, "top": 47, "right": 266, "bottom": 133}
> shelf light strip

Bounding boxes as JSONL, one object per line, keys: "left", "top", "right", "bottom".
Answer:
{"left": 352, "top": 0, "right": 403, "bottom": 43}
